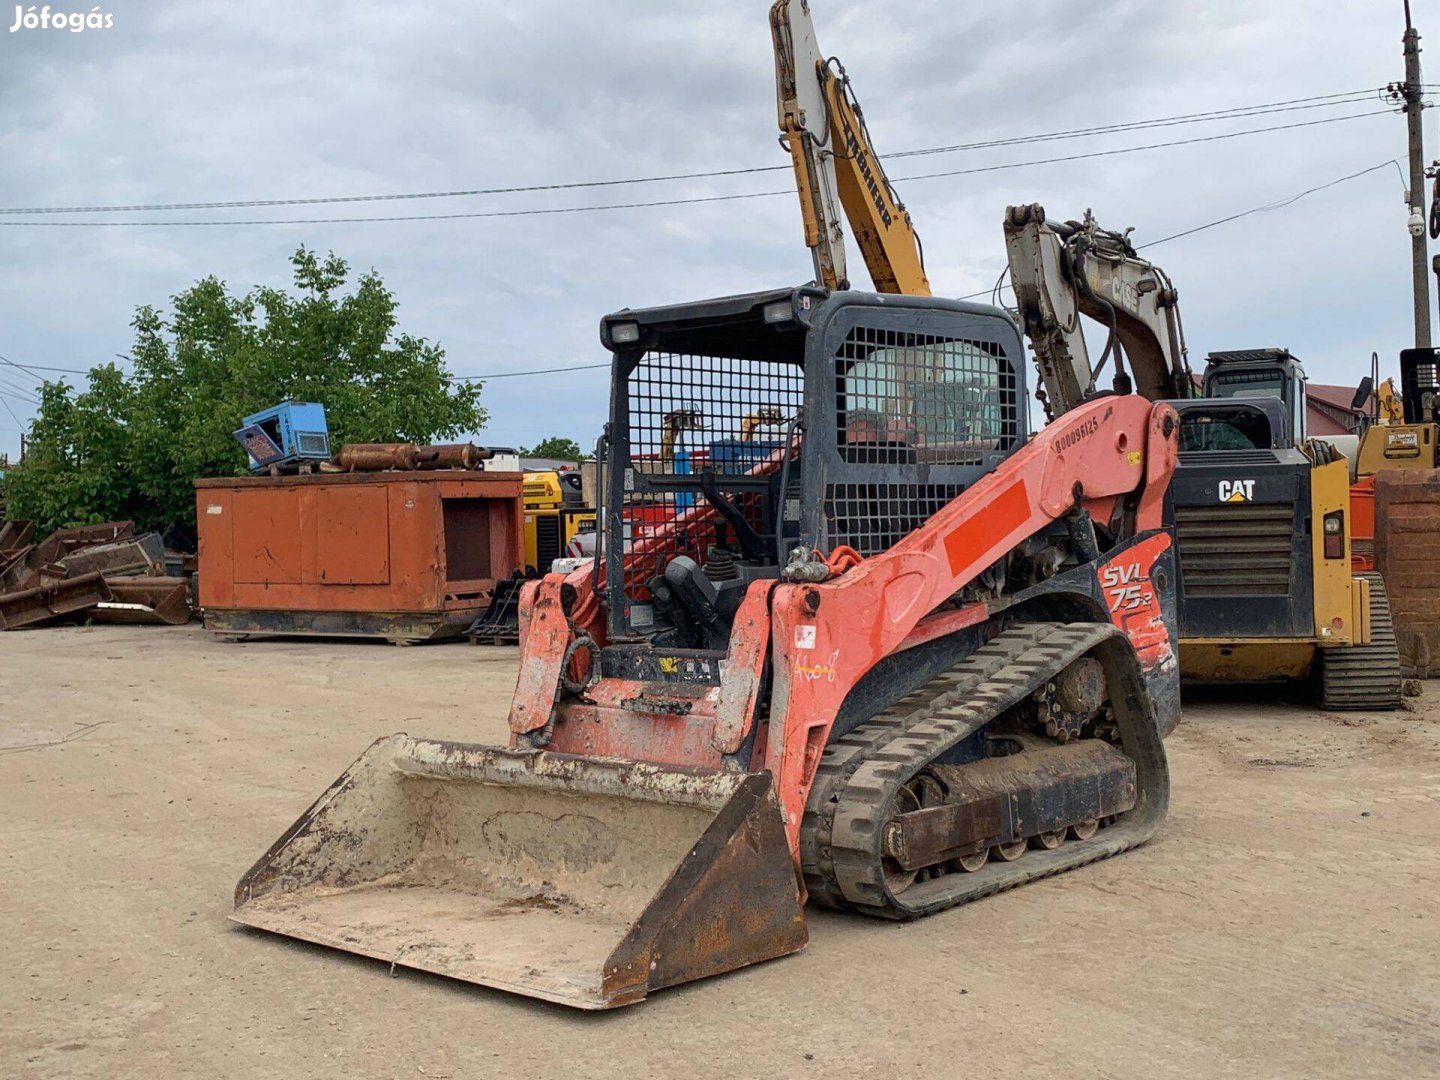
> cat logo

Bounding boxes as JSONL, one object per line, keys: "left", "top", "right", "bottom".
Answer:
{"left": 1218, "top": 479, "right": 1256, "bottom": 503}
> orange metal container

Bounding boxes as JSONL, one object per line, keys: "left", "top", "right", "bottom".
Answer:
{"left": 195, "top": 470, "right": 523, "bottom": 643}
{"left": 1349, "top": 474, "right": 1376, "bottom": 572}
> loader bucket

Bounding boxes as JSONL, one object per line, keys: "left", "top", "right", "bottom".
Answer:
{"left": 232, "top": 736, "right": 808, "bottom": 1009}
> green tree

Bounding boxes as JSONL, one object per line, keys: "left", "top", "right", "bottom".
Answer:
{"left": 4, "top": 366, "right": 143, "bottom": 534}
{"left": 524, "top": 436, "right": 585, "bottom": 462}
{"left": 7, "top": 247, "right": 486, "bottom": 533}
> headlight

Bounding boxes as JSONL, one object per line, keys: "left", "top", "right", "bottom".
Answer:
{"left": 761, "top": 300, "right": 794, "bottom": 325}
{"left": 609, "top": 321, "right": 641, "bottom": 345}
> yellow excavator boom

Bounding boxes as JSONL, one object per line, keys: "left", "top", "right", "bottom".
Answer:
{"left": 770, "top": 0, "right": 930, "bottom": 295}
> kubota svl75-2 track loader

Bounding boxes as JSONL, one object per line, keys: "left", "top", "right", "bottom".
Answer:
{"left": 234, "top": 285, "right": 1181, "bottom": 1008}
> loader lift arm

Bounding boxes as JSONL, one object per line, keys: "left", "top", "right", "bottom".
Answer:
{"left": 1004, "top": 203, "right": 1193, "bottom": 417}
{"left": 770, "top": 0, "right": 930, "bottom": 295}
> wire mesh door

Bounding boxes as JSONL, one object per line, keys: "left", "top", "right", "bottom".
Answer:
{"left": 611, "top": 349, "right": 806, "bottom": 629}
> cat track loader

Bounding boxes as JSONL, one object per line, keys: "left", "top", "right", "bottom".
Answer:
{"left": 1004, "top": 204, "right": 1402, "bottom": 710}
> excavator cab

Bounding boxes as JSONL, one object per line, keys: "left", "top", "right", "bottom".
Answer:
{"left": 1355, "top": 347, "right": 1440, "bottom": 475}
{"left": 1201, "top": 348, "right": 1308, "bottom": 445}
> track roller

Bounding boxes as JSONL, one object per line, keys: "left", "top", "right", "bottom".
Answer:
{"left": 803, "top": 621, "right": 1170, "bottom": 920}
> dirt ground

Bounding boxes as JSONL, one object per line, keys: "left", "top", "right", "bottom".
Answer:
{"left": 2, "top": 625, "right": 1438, "bottom": 1080}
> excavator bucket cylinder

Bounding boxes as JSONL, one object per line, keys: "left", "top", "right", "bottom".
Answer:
{"left": 232, "top": 736, "right": 807, "bottom": 1009}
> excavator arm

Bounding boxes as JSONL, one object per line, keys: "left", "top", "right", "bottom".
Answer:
{"left": 770, "top": 0, "right": 930, "bottom": 295}
{"left": 1004, "top": 204, "right": 1192, "bottom": 416}
{"left": 1377, "top": 376, "right": 1404, "bottom": 423}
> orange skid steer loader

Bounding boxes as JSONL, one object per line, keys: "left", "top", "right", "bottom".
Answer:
{"left": 234, "top": 286, "right": 1181, "bottom": 1009}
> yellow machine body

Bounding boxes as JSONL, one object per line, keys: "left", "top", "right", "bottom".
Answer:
{"left": 1355, "top": 422, "right": 1439, "bottom": 476}
{"left": 521, "top": 471, "right": 594, "bottom": 573}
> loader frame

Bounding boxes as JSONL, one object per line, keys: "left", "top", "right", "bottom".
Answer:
{"left": 235, "top": 284, "right": 1183, "bottom": 1010}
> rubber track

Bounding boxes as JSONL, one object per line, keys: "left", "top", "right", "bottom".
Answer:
{"left": 802, "top": 622, "right": 1168, "bottom": 920}
{"left": 799, "top": 625, "right": 1057, "bottom": 908}
{"left": 1320, "top": 572, "right": 1403, "bottom": 710}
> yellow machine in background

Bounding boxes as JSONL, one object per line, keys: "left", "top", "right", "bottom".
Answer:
{"left": 1173, "top": 450, "right": 1377, "bottom": 687}
{"left": 521, "top": 469, "right": 594, "bottom": 573}
{"left": 1355, "top": 374, "right": 1439, "bottom": 475}
{"left": 1348, "top": 350, "right": 1440, "bottom": 676}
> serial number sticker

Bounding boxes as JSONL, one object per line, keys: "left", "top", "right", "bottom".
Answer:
{"left": 794, "top": 625, "right": 817, "bottom": 650}
{"left": 206, "top": 505, "right": 223, "bottom": 515}
{"left": 1053, "top": 416, "right": 1099, "bottom": 455}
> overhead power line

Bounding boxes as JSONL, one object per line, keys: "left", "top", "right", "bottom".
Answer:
{"left": 0, "top": 359, "right": 43, "bottom": 387}
{"left": 958, "top": 158, "right": 1400, "bottom": 300}
{"left": 0, "top": 355, "right": 64, "bottom": 397}
{"left": 1, "top": 353, "right": 130, "bottom": 376}
{"left": 0, "top": 353, "right": 53, "bottom": 376}
{"left": 0, "top": 396, "right": 26, "bottom": 429}
{"left": 0, "top": 159, "right": 1403, "bottom": 391}
{"left": 0, "top": 188, "right": 794, "bottom": 227}
{"left": 0, "top": 377, "right": 41, "bottom": 404}
{"left": 893, "top": 110, "right": 1389, "bottom": 183}
{"left": 0, "top": 88, "right": 1389, "bottom": 218}
{"left": 0, "top": 347, "right": 611, "bottom": 386}
{"left": 0, "top": 351, "right": 610, "bottom": 385}
{"left": 0, "top": 110, "right": 1391, "bottom": 228}
{"left": 889, "top": 90, "right": 1388, "bottom": 160}
{"left": 1139, "top": 160, "right": 1399, "bottom": 247}
{"left": 454, "top": 362, "right": 610, "bottom": 381}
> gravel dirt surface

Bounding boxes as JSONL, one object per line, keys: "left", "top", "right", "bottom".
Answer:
{"left": 3, "top": 624, "right": 1438, "bottom": 1079}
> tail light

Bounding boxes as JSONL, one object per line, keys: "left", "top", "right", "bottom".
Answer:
{"left": 1323, "top": 510, "right": 1344, "bottom": 559}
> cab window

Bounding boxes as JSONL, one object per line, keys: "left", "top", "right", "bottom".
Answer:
{"left": 841, "top": 340, "right": 1004, "bottom": 460}
{"left": 1178, "top": 405, "right": 1274, "bottom": 452}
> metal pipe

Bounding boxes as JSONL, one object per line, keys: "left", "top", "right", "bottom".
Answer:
{"left": 416, "top": 443, "right": 494, "bottom": 470}
{"left": 331, "top": 444, "right": 422, "bottom": 471}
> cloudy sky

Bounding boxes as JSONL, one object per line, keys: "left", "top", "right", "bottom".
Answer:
{"left": 0, "top": 0, "right": 1433, "bottom": 460}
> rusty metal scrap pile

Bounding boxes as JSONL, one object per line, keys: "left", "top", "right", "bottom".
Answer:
{"left": 0, "top": 520, "right": 193, "bottom": 631}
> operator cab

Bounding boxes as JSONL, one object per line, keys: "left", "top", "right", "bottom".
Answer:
{"left": 596, "top": 285, "right": 1028, "bottom": 648}
{"left": 1173, "top": 398, "right": 1289, "bottom": 456}
{"left": 1201, "top": 348, "right": 1308, "bottom": 447}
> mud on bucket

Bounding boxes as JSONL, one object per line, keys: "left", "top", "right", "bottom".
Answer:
{"left": 231, "top": 735, "right": 808, "bottom": 1009}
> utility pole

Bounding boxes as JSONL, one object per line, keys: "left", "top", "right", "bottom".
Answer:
{"left": 1398, "top": 0, "right": 1432, "bottom": 348}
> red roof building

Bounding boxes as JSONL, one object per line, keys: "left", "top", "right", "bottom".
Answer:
{"left": 1306, "top": 383, "right": 1373, "bottom": 436}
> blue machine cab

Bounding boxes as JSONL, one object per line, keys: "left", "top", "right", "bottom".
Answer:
{"left": 233, "top": 402, "right": 331, "bottom": 473}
